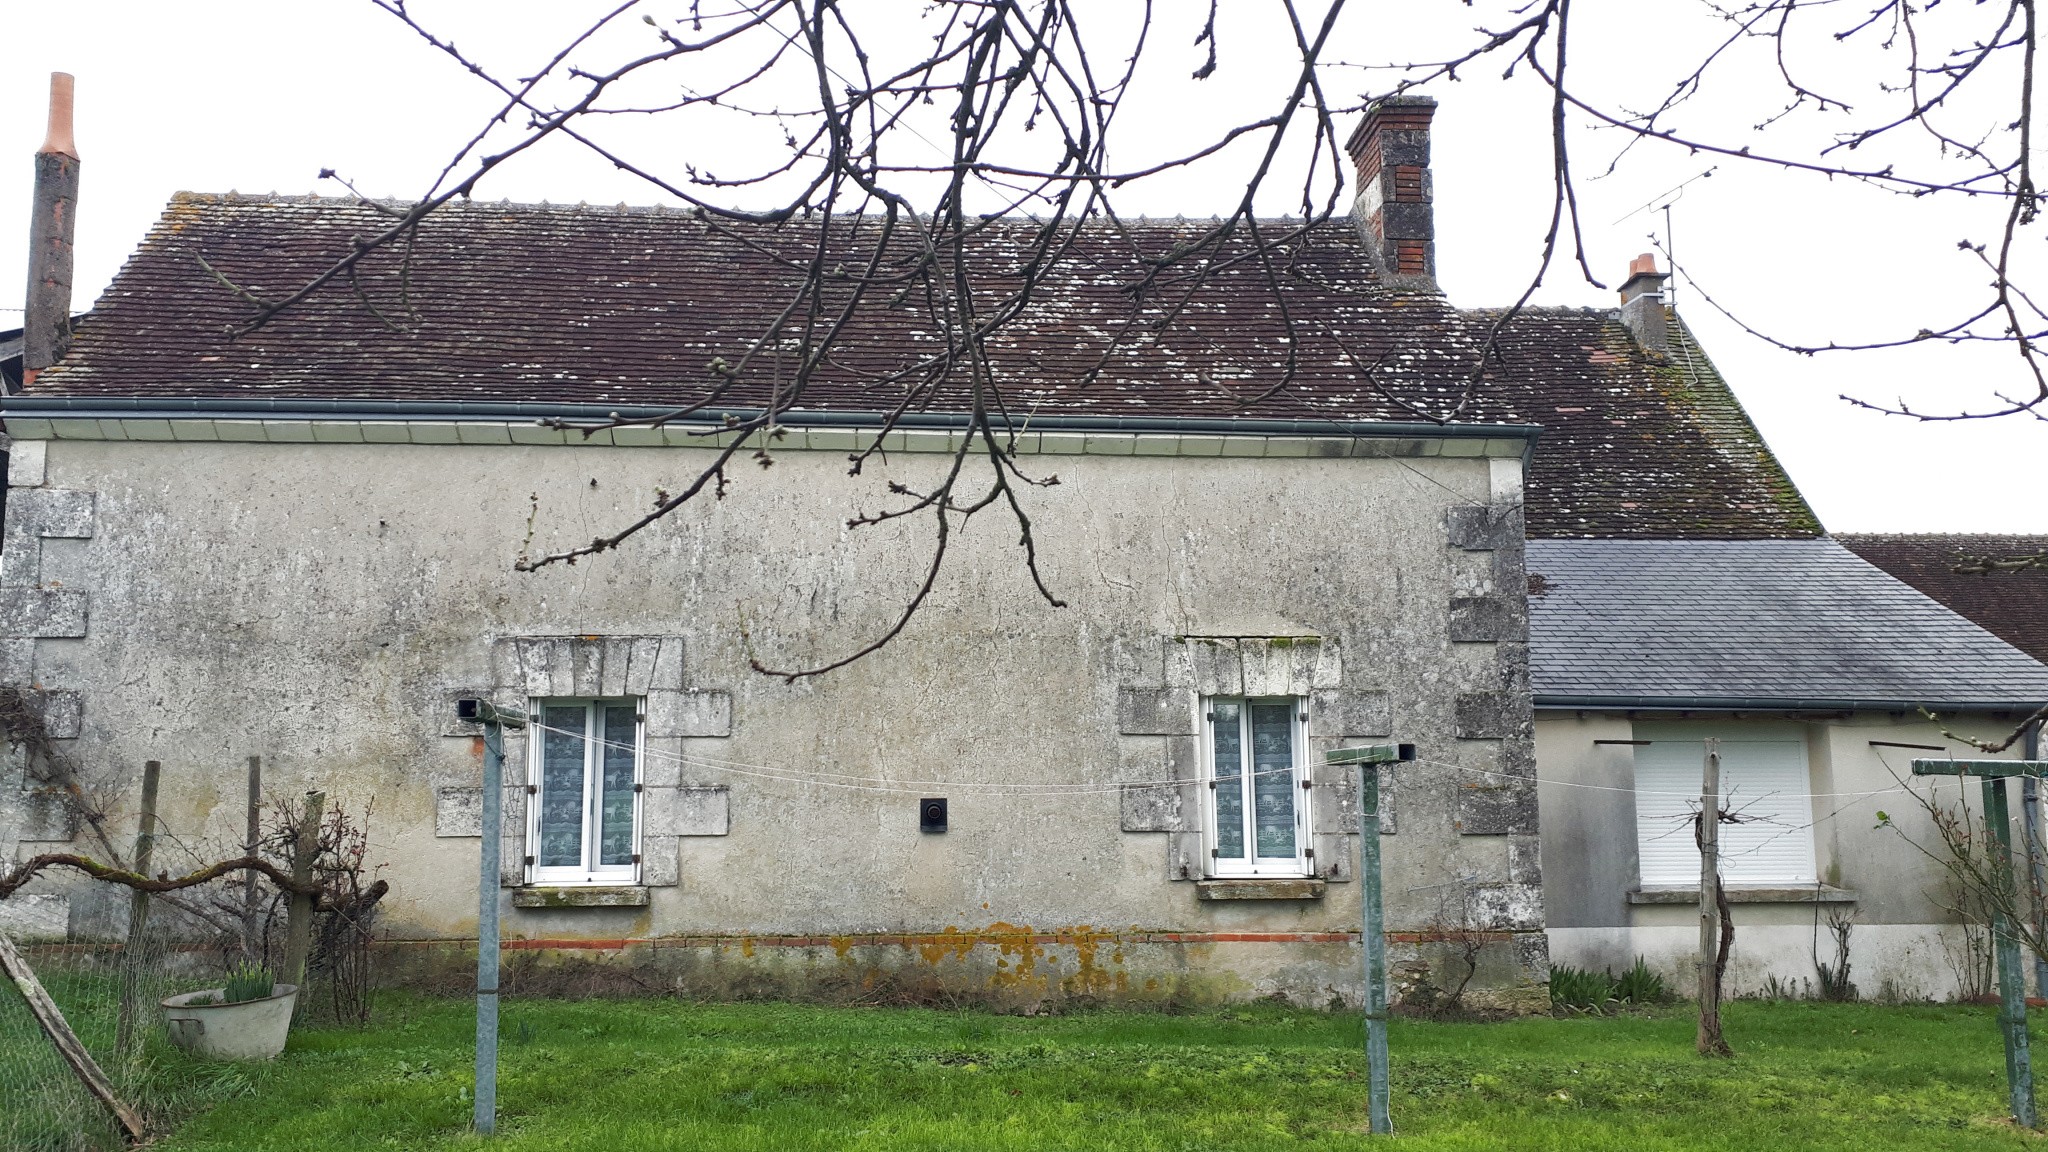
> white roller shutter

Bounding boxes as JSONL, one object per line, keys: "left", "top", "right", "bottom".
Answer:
{"left": 1634, "top": 738, "right": 1816, "bottom": 887}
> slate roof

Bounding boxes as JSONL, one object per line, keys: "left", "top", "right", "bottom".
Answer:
{"left": 1838, "top": 534, "right": 2048, "bottom": 664}
{"left": 25, "top": 193, "right": 1818, "bottom": 538}
{"left": 1527, "top": 537, "right": 2048, "bottom": 709}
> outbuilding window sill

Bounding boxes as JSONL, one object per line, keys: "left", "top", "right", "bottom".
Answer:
{"left": 1197, "top": 878, "right": 1327, "bottom": 901}
{"left": 1628, "top": 885, "right": 1856, "bottom": 906}
{"left": 512, "top": 886, "right": 649, "bottom": 909}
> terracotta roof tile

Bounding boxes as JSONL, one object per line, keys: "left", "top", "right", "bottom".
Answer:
{"left": 1838, "top": 534, "right": 2048, "bottom": 663}
{"left": 31, "top": 193, "right": 1821, "bottom": 540}
{"left": 37, "top": 194, "right": 1487, "bottom": 422}
{"left": 1469, "top": 307, "right": 1821, "bottom": 540}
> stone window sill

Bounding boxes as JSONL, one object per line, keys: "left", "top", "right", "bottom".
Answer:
{"left": 1197, "top": 878, "right": 1327, "bottom": 901}
{"left": 1628, "top": 885, "right": 1856, "bottom": 906}
{"left": 511, "top": 886, "right": 649, "bottom": 909}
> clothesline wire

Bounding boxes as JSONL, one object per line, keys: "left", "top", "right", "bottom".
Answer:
{"left": 521, "top": 723, "right": 1977, "bottom": 817}
{"left": 1412, "top": 755, "right": 1948, "bottom": 867}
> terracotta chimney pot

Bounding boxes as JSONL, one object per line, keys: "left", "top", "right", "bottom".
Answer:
{"left": 40, "top": 72, "right": 78, "bottom": 160}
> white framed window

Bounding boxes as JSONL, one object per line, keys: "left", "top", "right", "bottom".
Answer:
{"left": 528, "top": 698, "right": 644, "bottom": 886}
{"left": 1633, "top": 737, "right": 1816, "bottom": 887}
{"left": 1203, "top": 696, "right": 1312, "bottom": 877}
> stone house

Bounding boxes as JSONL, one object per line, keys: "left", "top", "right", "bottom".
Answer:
{"left": 0, "top": 98, "right": 1560, "bottom": 1008}
{"left": 3, "top": 89, "right": 2044, "bottom": 1006}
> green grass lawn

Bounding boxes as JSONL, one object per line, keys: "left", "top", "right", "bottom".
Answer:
{"left": 142, "top": 998, "right": 2043, "bottom": 1151}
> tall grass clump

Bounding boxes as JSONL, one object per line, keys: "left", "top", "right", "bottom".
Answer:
{"left": 1551, "top": 956, "right": 1668, "bottom": 1014}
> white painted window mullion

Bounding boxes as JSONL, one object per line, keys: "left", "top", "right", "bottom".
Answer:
{"left": 1238, "top": 707, "right": 1256, "bottom": 869}
{"left": 580, "top": 702, "right": 597, "bottom": 876}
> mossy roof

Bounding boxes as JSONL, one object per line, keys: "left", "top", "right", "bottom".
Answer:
{"left": 36, "top": 194, "right": 1819, "bottom": 539}
{"left": 1466, "top": 307, "right": 1821, "bottom": 539}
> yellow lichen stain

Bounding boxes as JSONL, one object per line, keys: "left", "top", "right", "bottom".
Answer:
{"left": 911, "top": 925, "right": 976, "bottom": 968}
{"left": 900, "top": 922, "right": 1130, "bottom": 996}
{"left": 160, "top": 193, "right": 207, "bottom": 236}
{"left": 1144, "top": 978, "right": 1160, "bottom": 992}
{"left": 1051, "top": 925, "right": 1123, "bottom": 998}
{"left": 830, "top": 935, "right": 854, "bottom": 961}
{"left": 739, "top": 937, "right": 754, "bottom": 959}
{"left": 986, "top": 922, "right": 1044, "bottom": 990}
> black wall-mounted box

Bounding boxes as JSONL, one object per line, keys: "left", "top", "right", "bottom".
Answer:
{"left": 919, "top": 797, "right": 947, "bottom": 833}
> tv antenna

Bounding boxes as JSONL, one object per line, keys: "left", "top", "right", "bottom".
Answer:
{"left": 1615, "top": 168, "right": 1716, "bottom": 307}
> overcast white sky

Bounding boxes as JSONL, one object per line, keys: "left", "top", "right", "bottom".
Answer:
{"left": 4, "top": 1, "right": 2043, "bottom": 533}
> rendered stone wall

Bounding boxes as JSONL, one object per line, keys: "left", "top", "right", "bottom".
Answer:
{"left": 2, "top": 432, "right": 1542, "bottom": 1006}
{"left": 1538, "top": 710, "right": 2034, "bottom": 1001}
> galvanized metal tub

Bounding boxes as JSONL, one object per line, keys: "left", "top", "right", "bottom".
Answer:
{"left": 161, "top": 984, "right": 298, "bottom": 1061}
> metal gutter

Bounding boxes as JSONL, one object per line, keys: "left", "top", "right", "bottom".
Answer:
{"left": 0, "top": 395, "right": 1542, "bottom": 443}
{"left": 1534, "top": 693, "right": 2048, "bottom": 714}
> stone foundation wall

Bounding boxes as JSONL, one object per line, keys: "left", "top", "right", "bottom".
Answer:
{"left": 374, "top": 928, "right": 1547, "bottom": 1014}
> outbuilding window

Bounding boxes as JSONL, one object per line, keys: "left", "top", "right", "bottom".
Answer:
{"left": 528, "top": 698, "right": 643, "bottom": 885}
{"left": 1204, "top": 697, "right": 1312, "bottom": 877}
{"left": 1633, "top": 737, "right": 1816, "bottom": 887}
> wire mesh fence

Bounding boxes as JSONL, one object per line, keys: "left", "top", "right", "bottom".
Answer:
{"left": 1, "top": 829, "right": 383, "bottom": 1148}
{"left": 0, "top": 900, "right": 217, "bottom": 1150}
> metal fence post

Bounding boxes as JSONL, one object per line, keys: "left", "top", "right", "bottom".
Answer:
{"left": 244, "top": 755, "right": 263, "bottom": 958}
{"left": 1325, "top": 742, "right": 1414, "bottom": 1137}
{"left": 1986, "top": 776, "right": 2037, "bottom": 1129}
{"left": 460, "top": 698, "right": 525, "bottom": 1138}
{"left": 2025, "top": 723, "right": 2048, "bottom": 1001}
{"left": 1358, "top": 759, "right": 1390, "bottom": 1135}
{"left": 476, "top": 713, "right": 503, "bottom": 1135}
{"left": 1915, "top": 756, "right": 2048, "bottom": 1129}
{"left": 1914, "top": 756, "right": 2048, "bottom": 1129}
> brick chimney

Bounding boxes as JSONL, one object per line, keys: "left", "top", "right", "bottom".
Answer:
{"left": 1618, "top": 253, "right": 1669, "bottom": 356}
{"left": 1346, "top": 95, "right": 1436, "bottom": 287}
{"left": 23, "top": 73, "right": 81, "bottom": 387}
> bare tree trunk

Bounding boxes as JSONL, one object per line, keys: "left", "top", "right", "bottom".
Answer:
{"left": 1698, "top": 738, "right": 1733, "bottom": 1057}
{"left": 1716, "top": 873, "right": 1735, "bottom": 1003}
{"left": 280, "top": 790, "right": 324, "bottom": 993}
{"left": 114, "top": 760, "right": 159, "bottom": 1056}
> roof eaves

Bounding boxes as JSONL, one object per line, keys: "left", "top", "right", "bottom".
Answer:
{"left": 1533, "top": 693, "right": 2047, "bottom": 713}
{"left": 0, "top": 395, "right": 1545, "bottom": 442}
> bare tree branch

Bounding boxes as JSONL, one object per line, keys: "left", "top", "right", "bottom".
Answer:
{"left": 185, "top": 0, "right": 2048, "bottom": 676}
